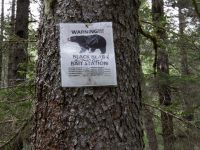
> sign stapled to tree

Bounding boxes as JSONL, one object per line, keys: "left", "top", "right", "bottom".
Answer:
{"left": 59, "top": 22, "right": 117, "bottom": 87}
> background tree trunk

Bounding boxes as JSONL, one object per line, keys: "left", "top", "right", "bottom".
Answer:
{"left": 178, "top": 1, "right": 194, "bottom": 122}
{"left": 10, "top": 0, "right": 16, "bottom": 33}
{"left": 8, "top": 0, "right": 30, "bottom": 85}
{"left": 176, "top": 2, "right": 195, "bottom": 149}
{"left": 1, "top": 0, "right": 16, "bottom": 87}
{"left": 0, "top": 0, "right": 4, "bottom": 86}
{"left": 33, "top": 0, "right": 144, "bottom": 149}
{"left": 152, "top": 0, "right": 175, "bottom": 150}
{"left": 1, "top": 0, "right": 16, "bottom": 88}
{"left": 143, "top": 106, "right": 158, "bottom": 150}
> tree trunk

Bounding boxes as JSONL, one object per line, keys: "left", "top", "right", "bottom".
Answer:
{"left": 143, "top": 106, "right": 158, "bottom": 150}
{"left": 0, "top": 0, "right": 4, "bottom": 85}
{"left": 10, "top": 0, "right": 16, "bottom": 33}
{"left": 33, "top": 0, "right": 144, "bottom": 149}
{"left": 152, "top": 0, "right": 175, "bottom": 150}
{"left": 1, "top": 0, "right": 16, "bottom": 88}
{"left": 178, "top": 2, "right": 194, "bottom": 122}
{"left": 8, "top": 0, "right": 30, "bottom": 85}
{"left": 141, "top": 72, "right": 158, "bottom": 150}
{"left": 179, "top": 9, "right": 189, "bottom": 76}
{"left": 176, "top": 3, "right": 195, "bottom": 150}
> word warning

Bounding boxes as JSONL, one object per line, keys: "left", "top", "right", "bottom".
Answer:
{"left": 59, "top": 22, "right": 117, "bottom": 87}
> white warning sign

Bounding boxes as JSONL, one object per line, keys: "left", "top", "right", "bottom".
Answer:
{"left": 59, "top": 22, "right": 117, "bottom": 87}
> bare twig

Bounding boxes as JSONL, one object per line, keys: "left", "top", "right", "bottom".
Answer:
{"left": 3, "top": 40, "right": 37, "bottom": 43}
{"left": 0, "top": 120, "right": 15, "bottom": 125}
{"left": 0, "top": 96, "right": 35, "bottom": 104}
{"left": 140, "top": 20, "right": 200, "bottom": 51}
{"left": 143, "top": 102, "right": 200, "bottom": 130}
{"left": 0, "top": 118, "right": 29, "bottom": 125}
{"left": 0, "top": 116, "right": 33, "bottom": 149}
{"left": 0, "top": 81, "right": 35, "bottom": 90}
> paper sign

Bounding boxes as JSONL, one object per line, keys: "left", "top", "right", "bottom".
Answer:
{"left": 59, "top": 22, "right": 117, "bottom": 87}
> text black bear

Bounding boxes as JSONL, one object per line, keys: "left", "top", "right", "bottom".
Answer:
{"left": 68, "top": 34, "right": 106, "bottom": 54}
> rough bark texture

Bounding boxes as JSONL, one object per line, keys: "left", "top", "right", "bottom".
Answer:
{"left": 143, "top": 107, "right": 158, "bottom": 150}
{"left": 33, "top": 0, "right": 144, "bottom": 149}
{"left": 152, "top": 0, "right": 175, "bottom": 150}
{"left": 8, "top": 0, "right": 29, "bottom": 85}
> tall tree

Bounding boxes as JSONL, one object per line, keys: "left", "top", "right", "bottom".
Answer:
{"left": 0, "top": 0, "right": 3, "bottom": 44}
{"left": 177, "top": 1, "right": 195, "bottom": 149}
{"left": 178, "top": 0, "right": 194, "bottom": 121}
{"left": 8, "top": 0, "right": 30, "bottom": 85}
{"left": 33, "top": 0, "right": 144, "bottom": 149}
{"left": 178, "top": 1, "right": 189, "bottom": 75}
{"left": 143, "top": 106, "right": 158, "bottom": 150}
{"left": 152, "top": 0, "right": 175, "bottom": 150}
{"left": 1, "top": 0, "right": 16, "bottom": 88}
{"left": 0, "top": 0, "right": 4, "bottom": 85}
{"left": 10, "top": 0, "right": 16, "bottom": 33}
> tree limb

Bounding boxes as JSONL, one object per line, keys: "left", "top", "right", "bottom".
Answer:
{"left": 143, "top": 102, "right": 200, "bottom": 130}
{"left": 140, "top": 20, "right": 200, "bottom": 51}
{"left": 139, "top": 23, "right": 158, "bottom": 75}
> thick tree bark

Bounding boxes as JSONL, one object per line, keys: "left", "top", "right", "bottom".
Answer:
{"left": 33, "top": 0, "right": 144, "bottom": 149}
{"left": 152, "top": 0, "right": 175, "bottom": 150}
{"left": 8, "top": 0, "right": 30, "bottom": 85}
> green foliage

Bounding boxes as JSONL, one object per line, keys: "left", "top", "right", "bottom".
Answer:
{"left": 0, "top": 10, "right": 37, "bottom": 148}
{"left": 140, "top": 0, "right": 200, "bottom": 149}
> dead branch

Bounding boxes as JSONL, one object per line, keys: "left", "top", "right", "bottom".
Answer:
{"left": 0, "top": 116, "right": 33, "bottom": 149}
{"left": 143, "top": 102, "right": 200, "bottom": 130}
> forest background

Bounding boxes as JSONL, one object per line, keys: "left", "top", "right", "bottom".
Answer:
{"left": 0, "top": 0, "right": 199, "bottom": 149}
